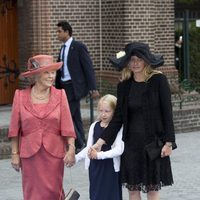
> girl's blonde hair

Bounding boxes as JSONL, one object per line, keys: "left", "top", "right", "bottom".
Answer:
{"left": 97, "top": 94, "right": 117, "bottom": 120}
{"left": 121, "top": 64, "right": 162, "bottom": 82}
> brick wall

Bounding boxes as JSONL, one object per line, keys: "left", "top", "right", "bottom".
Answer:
{"left": 18, "top": 0, "right": 101, "bottom": 88}
{"left": 154, "top": 0, "right": 175, "bottom": 67}
{"left": 173, "top": 108, "right": 200, "bottom": 133}
{"left": 0, "top": 0, "right": 198, "bottom": 160}
{"left": 100, "top": 0, "right": 175, "bottom": 66}
{"left": 99, "top": 0, "right": 178, "bottom": 92}
{"left": 14, "top": 0, "right": 200, "bottom": 135}
{"left": 18, "top": 0, "right": 177, "bottom": 86}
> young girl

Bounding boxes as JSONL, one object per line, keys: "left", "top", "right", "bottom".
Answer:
{"left": 75, "top": 94, "right": 124, "bottom": 200}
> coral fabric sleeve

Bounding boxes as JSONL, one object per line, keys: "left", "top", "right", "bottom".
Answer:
{"left": 8, "top": 89, "right": 20, "bottom": 137}
{"left": 60, "top": 89, "right": 76, "bottom": 138}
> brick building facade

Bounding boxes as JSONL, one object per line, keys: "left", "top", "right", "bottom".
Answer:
{"left": 1, "top": 0, "right": 200, "bottom": 159}
{"left": 18, "top": 0, "right": 178, "bottom": 87}
{"left": 14, "top": 0, "right": 200, "bottom": 132}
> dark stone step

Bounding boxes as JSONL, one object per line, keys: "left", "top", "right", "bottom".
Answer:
{"left": 0, "top": 142, "right": 11, "bottom": 160}
{"left": 0, "top": 127, "right": 9, "bottom": 142}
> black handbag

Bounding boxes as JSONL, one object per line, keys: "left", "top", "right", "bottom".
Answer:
{"left": 65, "top": 188, "right": 80, "bottom": 200}
{"left": 145, "top": 139, "right": 164, "bottom": 161}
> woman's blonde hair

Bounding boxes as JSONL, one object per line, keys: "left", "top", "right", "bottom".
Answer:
{"left": 97, "top": 94, "right": 117, "bottom": 120}
{"left": 121, "top": 63, "right": 162, "bottom": 82}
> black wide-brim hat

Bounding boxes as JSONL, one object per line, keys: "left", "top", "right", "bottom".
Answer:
{"left": 109, "top": 42, "right": 164, "bottom": 71}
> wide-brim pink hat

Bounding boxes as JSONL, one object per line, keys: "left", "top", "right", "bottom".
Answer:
{"left": 21, "top": 55, "right": 63, "bottom": 77}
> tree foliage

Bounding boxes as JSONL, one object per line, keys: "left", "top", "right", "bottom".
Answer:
{"left": 175, "top": 22, "right": 200, "bottom": 91}
{"left": 189, "top": 22, "right": 200, "bottom": 91}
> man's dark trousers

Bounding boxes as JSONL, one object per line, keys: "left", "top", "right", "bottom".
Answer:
{"left": 60, "top": 81, "right": 85, "bottom": 148}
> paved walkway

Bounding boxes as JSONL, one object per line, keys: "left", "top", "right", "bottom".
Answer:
{"left": 0, "top": 131, "right": 200, "bottom": 200}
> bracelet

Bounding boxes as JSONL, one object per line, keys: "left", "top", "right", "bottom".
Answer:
{"left": 67, "top": 143, "right": 75, "bottom": 149}
{"left": 11, "top": 151, "right": 19, "bottom": 155}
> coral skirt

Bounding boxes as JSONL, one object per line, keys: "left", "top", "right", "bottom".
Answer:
{"left": 21, "top": 145, "right": 65, "bottom": 200}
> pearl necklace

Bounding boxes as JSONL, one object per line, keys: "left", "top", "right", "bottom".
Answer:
{"left": 31, "top": 87, "right": 50, "bottom": 100}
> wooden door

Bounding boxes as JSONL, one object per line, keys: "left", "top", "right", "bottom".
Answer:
{"left": 0, "top": 0, "right": 19, "bottom": 105}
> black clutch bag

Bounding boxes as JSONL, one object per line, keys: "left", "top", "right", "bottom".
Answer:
{"left": 145, "top": 139, "right": 164, "bottom": 161}
{"left": 65, "top": 188, "right": 80, "bottom": 200}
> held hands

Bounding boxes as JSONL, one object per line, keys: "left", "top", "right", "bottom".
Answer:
{"left": 88, "top": 148, "right": 98, "bottom": 159}
{"left": 64, "top": 144, "right": 75, "bottom": 168}
{"left": 161, "top": 143, "right": 173, "bottom": 158}
{"left": 88, "top": 143, "right": 100, "bottom": 159}
{"left": 88, "top": 139, "right": 105, "bottom": 159}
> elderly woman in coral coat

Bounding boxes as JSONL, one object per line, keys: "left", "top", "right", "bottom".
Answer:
{"left": 8, "top": 55, "right": 76, "bottom": 200}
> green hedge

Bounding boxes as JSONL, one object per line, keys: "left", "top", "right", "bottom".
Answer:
{"left": 189, "top": 23, "right": 200, "bottom": 91}
{"left": 175, "top": 22, "right": 200, "bottom": 92}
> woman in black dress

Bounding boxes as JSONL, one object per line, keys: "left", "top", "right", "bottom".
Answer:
{"left": 89, "top": 42, "right": 177, "bottom": 200}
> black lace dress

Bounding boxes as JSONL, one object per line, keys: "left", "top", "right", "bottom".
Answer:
{"left": 120, "top": 80, "right": 173, "bottom": 193}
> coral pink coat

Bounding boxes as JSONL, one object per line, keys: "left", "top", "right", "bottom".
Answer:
{"left": 8, "top": 86, "right": 76, "bottom": 158}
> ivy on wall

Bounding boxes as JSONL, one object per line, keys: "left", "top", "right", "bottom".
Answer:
{"left": 189, "top": 23, "right": 200, "bottom": 91}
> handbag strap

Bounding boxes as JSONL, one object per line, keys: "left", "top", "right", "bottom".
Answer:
{"left": 59, "top": 168, "right": 74, "bottom": 200}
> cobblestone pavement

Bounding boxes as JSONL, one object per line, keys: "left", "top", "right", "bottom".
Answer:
{"left": 0, "top": 131, "right": 200, "bottom": 200}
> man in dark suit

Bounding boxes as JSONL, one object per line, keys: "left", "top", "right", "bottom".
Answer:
{"left": 55, "top": 20, "right": 99, "bottom": 150}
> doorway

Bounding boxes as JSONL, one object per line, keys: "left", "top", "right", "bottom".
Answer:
{"left": 0, "top": 0, "right": 19, "bottom": 105}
